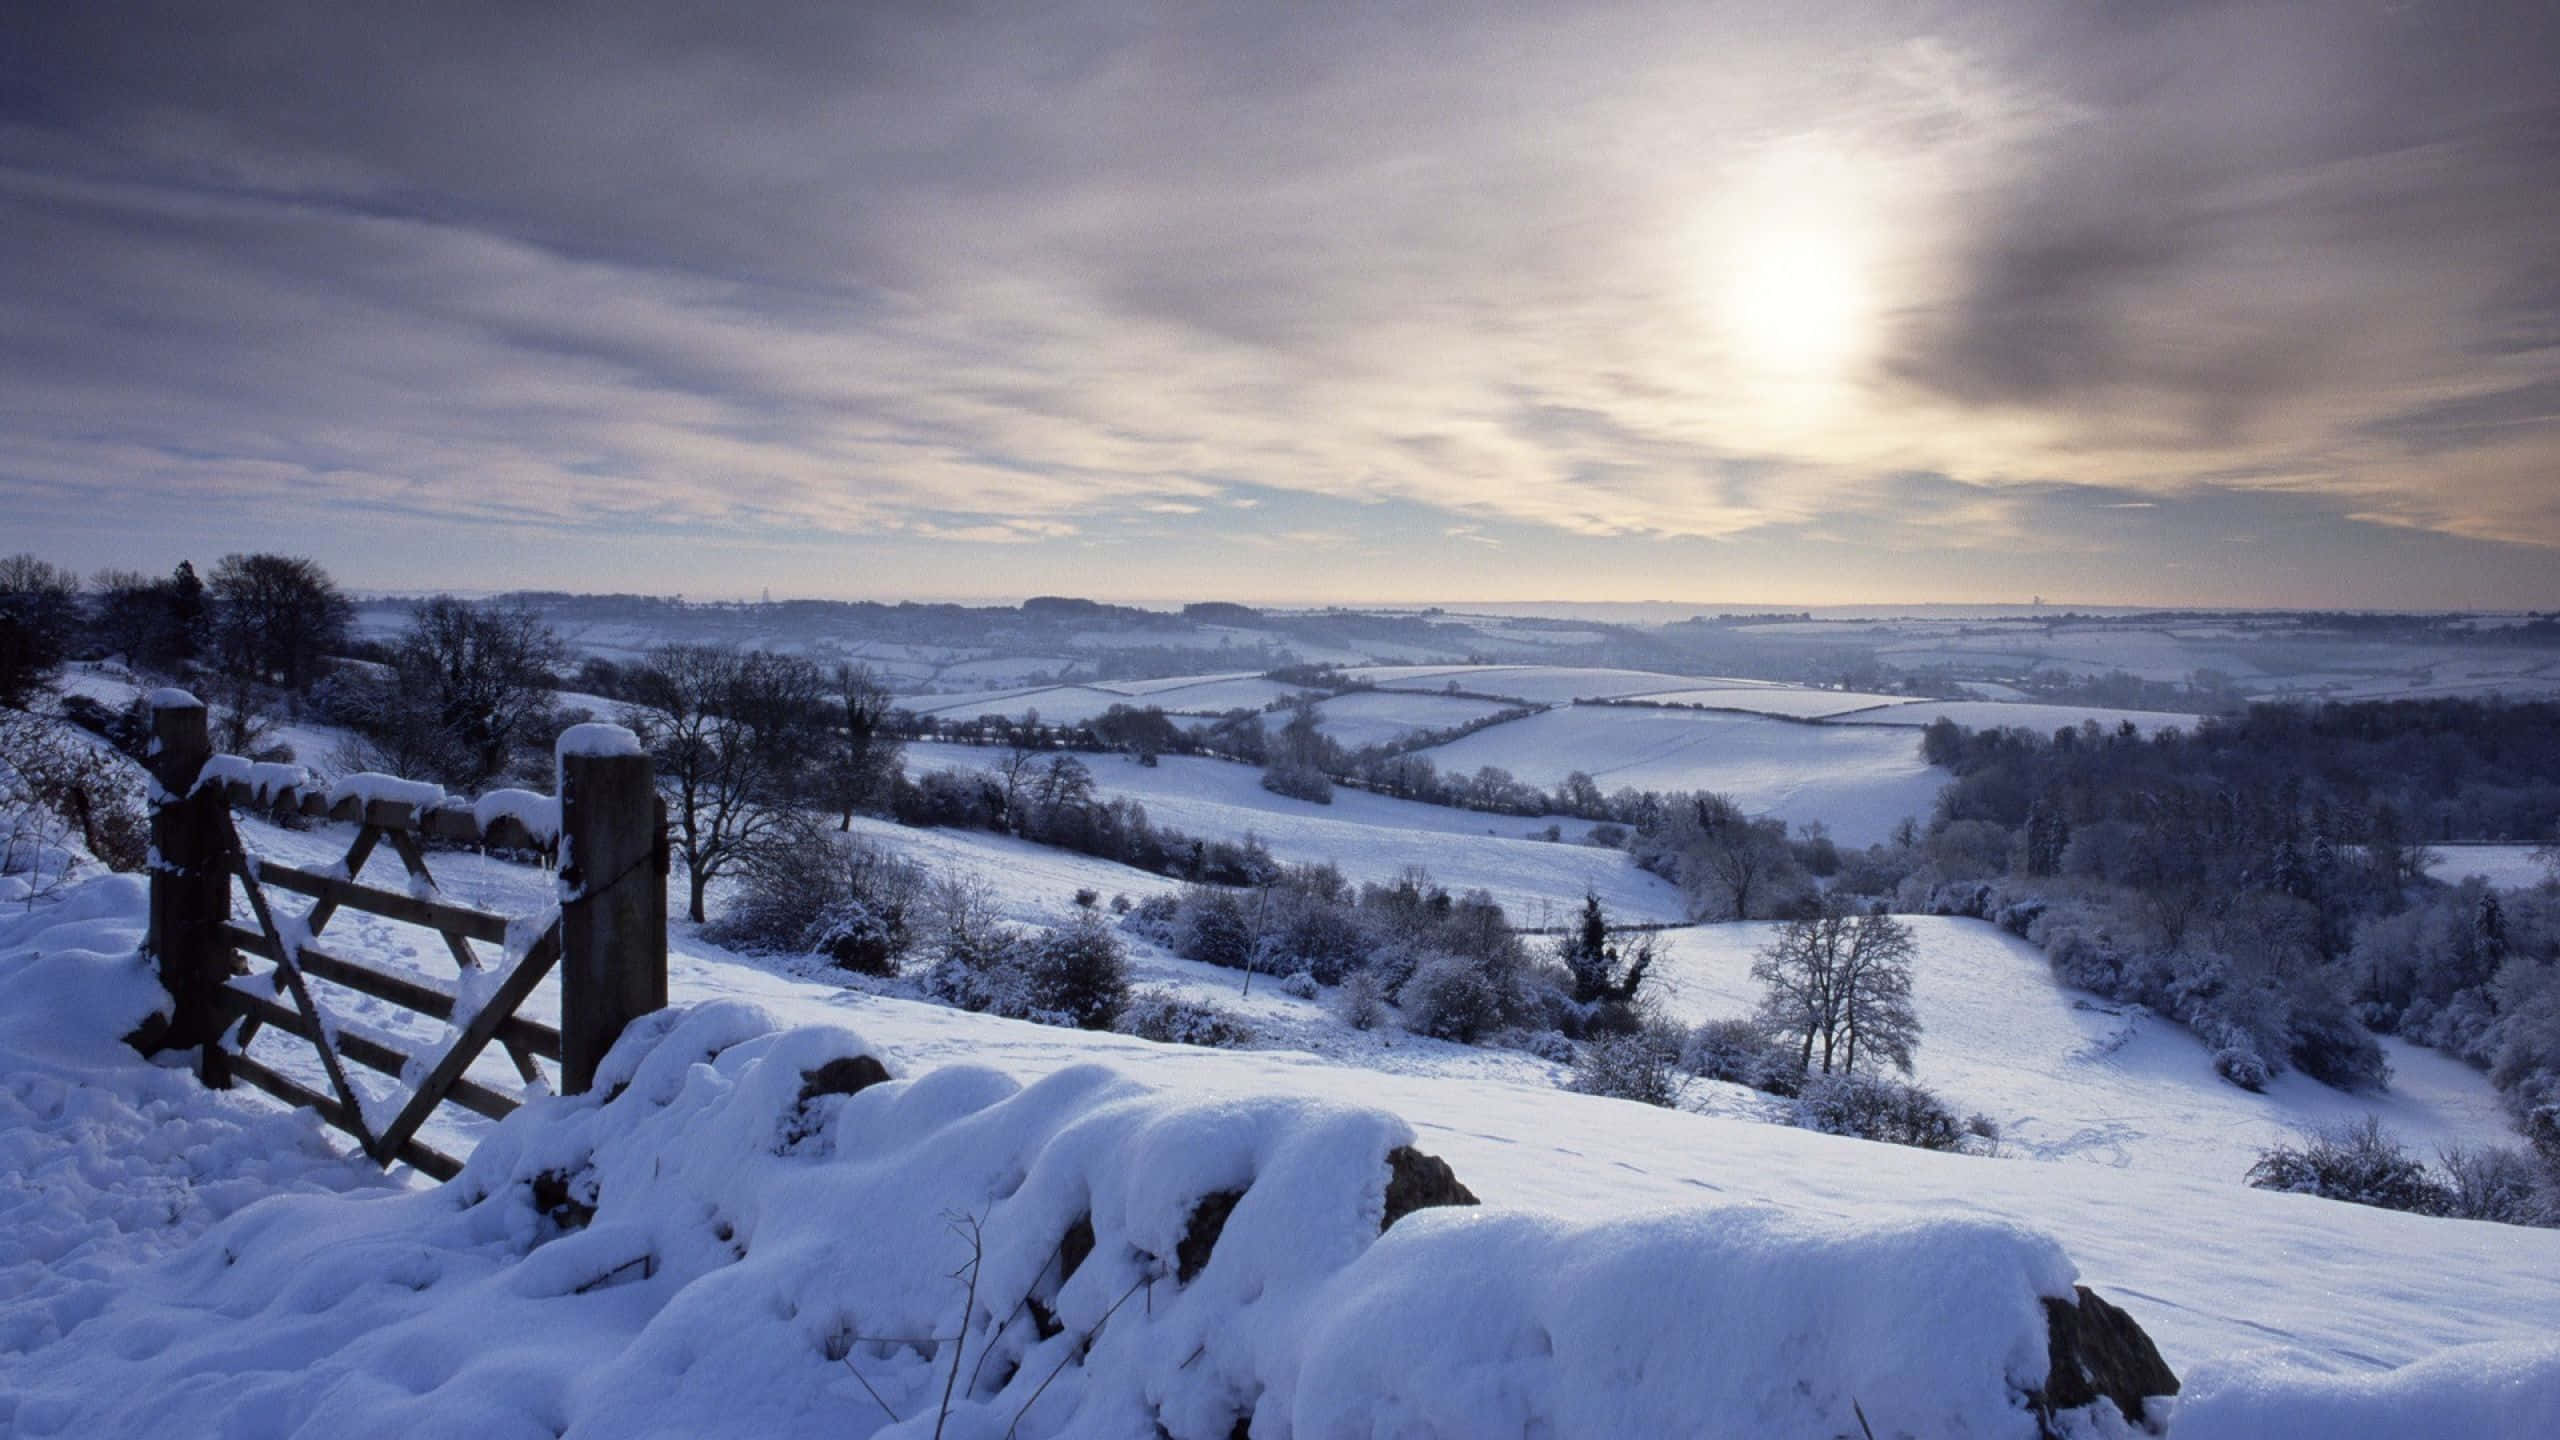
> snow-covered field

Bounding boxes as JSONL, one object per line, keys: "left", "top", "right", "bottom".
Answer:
{"left": 901, "top": 742, "right": 1684, "bottom": 926}
{"left": 7, "top": 858, "right": 2560, "bottom": 1437}
{"left": 1642, "top": 922, "right": 2515, "bottom": 1182}
{"left": 1415, "top": 706, "right": 1947, "bottom": 846}
{"left": 2426, "top": 844, "right": 2552, "bottom": 891}
{"left": 1628, "top": 686, "right": 1920, "bottom": 718}
{"left": 1837, "top": 700, "right": 2204, "bottom": 738}
{"left": 1258, "top": 690, "right": 1520, "bottom": 748}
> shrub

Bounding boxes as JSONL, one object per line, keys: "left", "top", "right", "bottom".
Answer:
{"left": 2245, "top": 1117, "right": 2452, "bottom": 1216}
{"left": 1566, "top": 1035, "right": 1680, "bottom": 1107}
{"left": 1115, "top": 991, "right": 1256, "bottom": 1048}
{"left": 1174, "top": 887, "right": 1255, "bottom": 969}
{"left": 1260, "top": 760, "right": 1334, "bottom": 804}
{"left": 1278, "top": 969, "right": 1320, "bottom": 1000}
{"left": 1017, "top": 913, "right": 1129, "bottom": 1030}
{"left": 1332, "top": 969, "right": 1392, "bottom": 1031}
{"left": 1397, "top": 951, "right": 1503, "bottom": 1043}
{"left": 1124, "top": 891, "right": 1181, "bottom": 942}
{"left": 1794, "top": 1072, "right": 1968, "bottom": 1152}
{"left": 1680, "top": 1016, "right": 1805, "bottom": 1096}
{"left": 2437, "top": 1144, "right": 2558, "bottom": 1228}
{"left": 710, "top": 833, "right": 920, "bottom": 973}
{"left": 2213, "top": 1045, "right": 2273, "bottom": 1092}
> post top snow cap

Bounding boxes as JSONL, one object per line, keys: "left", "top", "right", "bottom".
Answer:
{"left": 555, "top": 722, "right": 644, "bottom": 760}
{"left": 147, "top": 687, "right": 204, "bottom": 710}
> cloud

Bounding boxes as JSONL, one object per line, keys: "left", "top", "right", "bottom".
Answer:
{"left": 2, "top": 0, "right": 2555, "bottom": 604}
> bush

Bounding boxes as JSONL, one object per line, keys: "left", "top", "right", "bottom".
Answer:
{"left": 1017, "top": 913, "right": 1129, "bottom": 1030}
{"left": 2245, "top": 1117, "right": 2451, "bottom": 1216}
{"left": 1260, "top": 760, "right": 1334, "bottom": 804}
{"left": 1680, "top": 1016, "right": 1805, "bottom": 1097}
{"left": 1794, "top": 1072, "right": 1968, "bottom": 1152}
{"left": 710, "top": 833, "right": 920, "bottom": 974}
{"left": 2213, "top": 1045, "right": 2273, "bottom": 1092}
{"left": 1567, "top": 1035, "right": 1680, "bottom": 1107}
{"left": 2438, "top": 1144, "right": 2558, "bottom": 1227}
{"left": 1332, "top": 969, "right": 1392, "bottom": 1031}
{"left": 1115, "top": 991, "right": 1256, "bottom": 1048}
{"left": 1174, "top": 887, "right": 1255, "bottom": 969}
{"left": 1397, "top": 951, "right": 1503, "bottom": 1043}
{"left": 1278, "top": 969, "right": 1320, "bottom": 1000}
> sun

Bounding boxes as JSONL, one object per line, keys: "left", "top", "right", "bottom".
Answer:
{"left": 1705, "top": 141, "right": 1882, "bottom": 417}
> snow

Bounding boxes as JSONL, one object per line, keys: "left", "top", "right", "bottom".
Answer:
{"left": 5, "top": 992, "right": 2116, "bottom": 1440}
{"left": 6, "top": 852, "right": 2560, "bottom": 1435}
{"left": 142, "top": 686, "right": 200, "bottom": 710}
{"left": 556, "top": 721, "right": 644, "bottom": 759}
{"left": 187, "top": 752, "right": 256, "bottom": 796}
{"left": 2425, "top": 844, "right": 2552, "bottom": 891}
{"left": 2176, "top": 1339, "right": 2560, "bottom": 1439}
{"left": 1356, "top": 666, "right": 1734, "bottom": 703}
{"left": 1629, "top": 686, "right": 1922, "bottom": 719}
{"left": 1262, "top": 690, "right": 1521, "bottom": 749}
{"left": 1417, "top": 706, "right": 1946, "bottom": 847}
{"left": 475, "top": 787, "right": 564, "bottom": 844}
{"left": 325, "top": 771, "right": 450, "bottom": 812}
{"left": 1643, "top": 919, "right": 2517, "bottom": 1182}
{"left": 1837, "top": 701, "right": 2205, "bottom": 738}
{"left": 902, "top": 742, "right": 1685, "bottom": 926}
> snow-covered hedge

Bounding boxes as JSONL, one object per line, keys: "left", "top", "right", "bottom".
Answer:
{"left": 9, "top": 998, "right": 2174, "bottom": 1438}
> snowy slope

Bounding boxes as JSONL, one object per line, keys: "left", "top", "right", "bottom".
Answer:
{"left": 1837, "top": 700, "right": 2204, "bottom": 738}
{"left": 1417, "top": 705, "right": 1946, "bottom": 846}
{"left": 1643, "top": 920, "right": 2516, "bottom": 1182}
{"left": 901, "top": 742, "right": 1686, "bottom": 926}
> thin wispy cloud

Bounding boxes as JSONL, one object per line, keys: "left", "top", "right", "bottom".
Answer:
{"left": 2, "top": 0, "right": 2555, "bottom": 604}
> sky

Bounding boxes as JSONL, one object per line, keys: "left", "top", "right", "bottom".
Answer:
{"left": 3, "top": 0, "right": 2557, "bottom": 609}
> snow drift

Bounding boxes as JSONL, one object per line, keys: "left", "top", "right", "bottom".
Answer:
{"left": 6, "top": 995, "right": 2167, "bottom": 1438}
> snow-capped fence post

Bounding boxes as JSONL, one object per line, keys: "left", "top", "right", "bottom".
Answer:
{"left": 139, "top": 689, "right": 232, "bottom": 1083}
{"left": 556, "top": 724, "right": 668, "bottom": 1094}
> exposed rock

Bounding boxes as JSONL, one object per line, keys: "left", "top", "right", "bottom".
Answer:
{"left": 2031, "top": 1285, "right": 2179, "bottom": 1435}
{"left": 1177, "top": 1189, "right": 1244, "bottom": 1283}
{"left": 530, "top": 1168, "right": 597, "bottom": 1232}
{"left": 1382, "top": 1145, "right": 1477, "bottom": 1231}
{"left": 795, "top": 1054, "right": 891, "bottom": 1106}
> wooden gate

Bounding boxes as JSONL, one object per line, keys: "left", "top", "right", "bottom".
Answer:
{"left": 136, "top": 692, "right": 668, "bottom": 1180}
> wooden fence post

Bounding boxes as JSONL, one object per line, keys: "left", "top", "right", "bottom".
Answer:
{"left": 556, "top": 725, "right": 668, "bottom": 1094}
{"left": 138, "top": 690, "right": 232, "bottom": 1084}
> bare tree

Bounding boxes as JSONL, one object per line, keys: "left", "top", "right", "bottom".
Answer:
{"left": 821, "top": 661, "right": 902, "bottom": 829}
{"left": 0, "top": 554, "right": 81, "bottom": 708}
{"left": 207, "top": 553, "right": 351, "bottom": 692}
{"left": 379, "top": 597, "right": 568, "bottom": 785}
{"left": 1678, "top": 793, "right": 1796, "bottom": 921}
{"left": 624, "top": 643, "right": 821, "bottom": 923}
{"left": 1752, "top": 909, "right": 1921, "bottom": 1077}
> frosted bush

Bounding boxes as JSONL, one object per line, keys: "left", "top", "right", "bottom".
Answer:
{"left": 1331, "top": 969, "right": 1392, "bottom": 1031}
{"left": 1114, "top": 989, "right": 1256, "bottom": 1048}
{"left": 1566, "top": 1035, "right": 1680, "bottom": 1108}
{"left": 1795, "top": 1072, "right": 1968, "bottom": 1152}
{"left": 1397, "top": 951, "right": 1502, "bottom": 1043}
{"left": 1278, "top": 969, "right": 1320, "bottom": 1000}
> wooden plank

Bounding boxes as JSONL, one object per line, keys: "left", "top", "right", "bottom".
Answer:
{"left": 220, "top": 986, "right": 519, "bottom": 1122}
{"left": 228, "top": 1052, "right": 463, "bottom": 1182}
{"left": 373, "top": 923, "right": 562, "bottom": 1163}
{"left": 247, "top": 862, "right": 512, "bottom": 945}
{"left": 305, "top": 826, "right": 382, "bottom": 936}
{"left": 227, "top": 842, "right": 376, "bottom": 1152}
{"left": 220, "top": 923, "right": 563, "bottom": 1060}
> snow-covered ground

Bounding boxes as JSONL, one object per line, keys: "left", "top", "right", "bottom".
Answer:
{"left": 1837, "top": 700, "right": 2204, "bottom": 738}
{"left": 1258, "top": 690, "right": 1521, "bottom": 748}
{"left": 901, "top": 742, "right": 1684, "bottom": 926}
{"left": 6, "top": 862, "right": 2560, "bottom": 1437}
{"left": 1641, "top": 921, "right": 2515, "bottom": 1182}
{"left": 2425, "top": 844, "right": 2553, "bottom": 891}
{"left": 1415, "top": 706, "right": 1947, "bottom": 846}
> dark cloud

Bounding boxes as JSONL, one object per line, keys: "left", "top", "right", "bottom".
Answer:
{"left": 2, "top": 0, "right": 2556, "bottom": 602}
